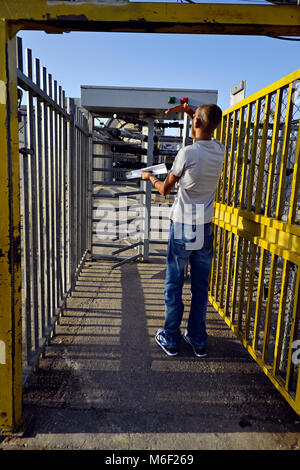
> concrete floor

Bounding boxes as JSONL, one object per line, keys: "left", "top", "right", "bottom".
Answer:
{"left": 1, "top": 258, "right": 300, "bottom": 450}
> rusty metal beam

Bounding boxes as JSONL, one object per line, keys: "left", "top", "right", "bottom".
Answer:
{"left": 1, "top": 1, "right": 300, "bottom": 37}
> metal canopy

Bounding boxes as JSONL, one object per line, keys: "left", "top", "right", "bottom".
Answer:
{"left": 81, "top": 85, "right": 218, "bottom": 119}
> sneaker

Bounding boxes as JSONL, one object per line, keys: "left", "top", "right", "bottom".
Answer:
{"left": 155, "top": 329, "right": 179, "bottom": 357}
{"left": 183, "top": 330, "right": 207, "bottom": 358}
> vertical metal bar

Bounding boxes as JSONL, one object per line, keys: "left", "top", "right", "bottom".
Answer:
{"left": 57, "top": 85, "right": 63, "bottom": 304}
{"left": 80, "top": 112, "right": 84, "bottom": 257}
{"left": 66, "top": 98, "right": 73, "bottom": 289}
{"left": 21, "top": 96, "right": 32, "bottom": 363}
{"left": 34, "top": 57, "right": 45, "bottom": 339}
{"left": 87, "top": 113, "right": 93, "bottom": 255}
{"left": 232, "top": 107, "right": 245, "bottom": 207}
{"left": 65, "top": 98, "right": 70, "bottom": 291}
{"left": 244, "top": 244, "right": 258, "bottom": 341}
{"left": 47, "top": 73, "right": 55, "bottom": 320}
{"left": 61, "top": 89, "right": 67, "bottom": 295}
{"left": 246, "top": 99, "right": 261, "bottom": 211}
{"left": 223, "top": 109, "right": 245, "bottom": 317}
{"left": 272, "top": 259, "right": 291, "bottom": 375}
{"left": 0, "top": 20, "right": 22, "bottom": 431}
{"left": 254, "top": 94, "right": 271, "bottom": 213}
{"left": 182, "top": 113, "right": 190, "bottom": 147}
{"left": 76, "top": 108, "right": 81, "bottom": 264}
{"left": 264, "top": 89, "right": 283, "bottom": 217}
{"left": 53, "top": 80, "right": 59, "bottom": 311}
{"left": 220, "top": 112, "right": 238, "bottom": 309}
{"left": 239, "top": 103, "right": 252, "bottom": 209}
{"left": 285, "top": 268, "right": 300, "bottom": 391}
{"left": 26, "top": 48, "right": 39, "bottom": 356}
{"left": 69, "top": 98, "right": 76, "bottom": 287}
{"left": 215, "top": 117, "right": 226, "bottom": 203}
{"left": 252, "top": 248, "right": 266, "bottom": 351}
{"left": 287, "top": 118, "right": 300, "bottom": 225}
{"left": 275, "top": 83, "right": 293, "bottom": 220}
{"left": 226, "top": 110, "right": 238, "bottom": 205}
{"left": 221, "top": 114, "right": 231, "bottom": 203}
{"left": 141, "top": 118, "right": 154, "bottom": 261}
{"left": 210, "top": 117, "right": 225, "bottom": 297}
{"left": 252, "top": 248, "right": 267, "bottom": 351}
{"left": 17, "top": 36, "right": 23, "bottom": 73}
{"left": 262, "top": 253, "right": 278, "bottom": 363}
{"left": 236, "top": 238, "right": 249, "bottom": 331}
{"left": 230, "top": 104, "right": 252, "bottom": 323}
{"left": 41, "top": 66, "right": 51, "bottom": 328}
{"left": 215, "top": 115, "right": 230, "bottom": 303}
{"left": 229, "top": 235, "right": 242, "bottom": 324}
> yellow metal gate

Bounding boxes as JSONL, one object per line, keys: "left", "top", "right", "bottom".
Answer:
{"left": 210, "top": 69, "right": 300, "bottom": 415}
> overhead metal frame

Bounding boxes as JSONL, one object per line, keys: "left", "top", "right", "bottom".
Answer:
{"left": 1, "top": 0, "right": 300, "bottom": 433}
{"left": 1, "top": 1, "right": 300, "bottom": 38}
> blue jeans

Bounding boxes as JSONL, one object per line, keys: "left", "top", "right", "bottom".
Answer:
{"left": 164, "top": 221, "right": 214, "bottom": 349}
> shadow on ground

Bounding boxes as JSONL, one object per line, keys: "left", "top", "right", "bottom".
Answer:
{"left": 1, "top": 259, "right": 300, "bottom": 450}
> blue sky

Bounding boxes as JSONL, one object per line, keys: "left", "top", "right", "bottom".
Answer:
{"left": 18, "top": 3, "right": 300, "bottom": 112}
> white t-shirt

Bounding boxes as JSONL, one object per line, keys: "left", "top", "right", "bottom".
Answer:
{"left": 169, "top": 138, "right": 225, "bottom": 224}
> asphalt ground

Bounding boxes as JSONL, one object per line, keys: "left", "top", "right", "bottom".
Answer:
{"left": 1, "top": 258, "right": 300, "bottom": 451}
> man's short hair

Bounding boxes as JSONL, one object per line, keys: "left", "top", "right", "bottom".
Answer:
{"left": 195, "top": 104, "right": 223, "bottom": 133}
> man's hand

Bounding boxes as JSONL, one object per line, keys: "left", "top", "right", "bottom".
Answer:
{"left": 141, "top": 171, "right": 152, "bottom": 180}
{"left": 165, "top": 102, "right": 194, "bottom": 120}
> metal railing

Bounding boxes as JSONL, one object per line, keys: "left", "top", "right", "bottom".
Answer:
{"left": 17, "top": 38, "right": 91, "bottom": 381}
{"left": 209, "top": 69, "right": 300, "bottom": 415}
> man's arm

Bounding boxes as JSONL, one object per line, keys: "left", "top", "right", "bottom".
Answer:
{"left": 141, "top": 171, "right": 179, "bottom": 196}
{"left": 165, "top": 102, "right": 194, "bottom": 120}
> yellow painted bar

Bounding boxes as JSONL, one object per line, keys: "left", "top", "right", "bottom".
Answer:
{"left": 264, "top": 88, "right": 283, "bottom": 217}
{"left": 223, "top": 231, "right": 234, "bottom": 317}
{"left": 262, "top": 253, "right": 278, "bottom": 363}
{"left": 272, "top": 259, "right": 290, "bottom": 376}
{"left": 232, "top": 107, "right": 245, "bottom": 207}
{"left": 239, "top": 104, "right": 252, "bottom": 209}
{"left": 213, "top": 203, "right": 300, "bottom": 266}
{"left": 287, "top": 119, "right": 300, "bottom": 225}
{"left": 255, "top": 94, "right": 270, "bottom": 213}
{"left": 275, "top": 83, "right": 293, "bottom": 220}
{"left": 252, "top": 248, "right": 266, "bottom": 351}
{"left": 230, "top": 235, "right": 241, "bottom": 324}
{"left": 0, "top": 1, "right": 300, "bottom": 37}
{"left": 236, "top": 238, "right": 248, "bottom": 331}
{"left": 0, "top": 20, "right": 22, "bottom": 432}
{"left": 285, "top": 268, "right": 300, "bottom": 392}
{"left": 220, "top": 112, "right": 238, "bottom": 309}
{"left": 244, "top": 244, "right": 258, "bottom": 342}
{"left": 221, "top": 114, "right": 231, "bottom": 204}
{"left": 246, "top": 99, "right": 261, "bottom": 212}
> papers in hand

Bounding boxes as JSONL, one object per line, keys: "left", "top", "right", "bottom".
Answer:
{"left": 126, "top": 163, "right": 168, "bottom": 180}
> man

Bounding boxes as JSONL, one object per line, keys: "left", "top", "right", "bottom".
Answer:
{"left": 142, "top": 102, "right": 224, "bottom": 358}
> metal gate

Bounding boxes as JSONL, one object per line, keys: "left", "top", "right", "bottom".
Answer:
{"left": 209, "top": 69, "right": 300, "bottom": 415}
{"left": 17, "top": 38, "right": 91, "bottom": 384}
{"left": 88, "top": 107, "right": 192, "bottom": 268}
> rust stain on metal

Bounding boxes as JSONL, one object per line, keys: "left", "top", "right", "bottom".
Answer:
{"left": 8, "top": 234, "right": 21, "bottom": 274}
{"left": 56, "top": 14, "right": 89, "bottom": 22}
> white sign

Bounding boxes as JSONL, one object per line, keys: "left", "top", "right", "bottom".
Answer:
{"left": 126, "top": 163, "right": 168, "bottom": 180}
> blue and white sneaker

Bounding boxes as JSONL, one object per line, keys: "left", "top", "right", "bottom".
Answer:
{"left": 155, "top": 329, "right": 179, "bottom": 357}
{"left": 183, "top": 330, "right": 207, "bottom": 358}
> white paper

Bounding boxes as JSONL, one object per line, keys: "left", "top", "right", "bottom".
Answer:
{"left": 126, "top": 163, "right": 168, "bottom": 179}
